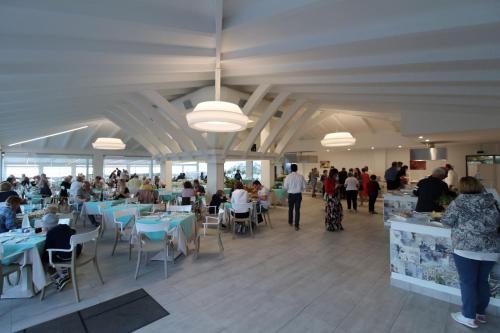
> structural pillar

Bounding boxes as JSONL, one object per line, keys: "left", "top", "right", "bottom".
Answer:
{"left": 261, "top": 160, "right": 274, "bottom": 189}
{"left": 207, "top": 157, "right": 225, "bottom": 196}
{"left": 245, "top": 160, "right": 253, "bottom": 180}
{"left": 92, "top": 153, "right": 104, "bottom": 178}
{"left": 160, "top": 160, "right": 172, "bottom": 190}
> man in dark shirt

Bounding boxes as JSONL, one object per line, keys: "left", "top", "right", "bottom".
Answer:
{"left": 338, "top": 168, "right": 348, "bottom": 199}
{"left": 0, "top": 181, "right": 19, "bottom": 202}
{"left": 414, "top": 167, "right": 450, "bottom": 212}
{"left": 385, "top": 162, "right": 399, "bottom": 190}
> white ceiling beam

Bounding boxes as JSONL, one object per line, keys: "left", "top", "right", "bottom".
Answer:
{"left": 104, "top": 110, "right": 160, "bottom": 156}
{"left": 140, "top": 90, "right": 208, "bottom": 150}
{"left": 114, "top": 105, "right": 172, "bottom": 155}
{"left": 259, "top": 99, "right": 306, "bottom": 153}
{"left": 331, "top": 114, "right": 350, "bottom": 132}
{"left": 275, "top": 103, "right": 320, "bottom": 155}
{"left": 120, "top": 100, "right": 182, "bottom": 153}
{"left": 223, "top": 83, "right": 272, "bottom": 152}
{"left": 238, "top": 92, "right": 290, "bottom": 152}
{"left": 80, "top": 123, "right": 103, "bottom": 149}
{"left": 125, "top": 95, "right": 194, "bottom": 151}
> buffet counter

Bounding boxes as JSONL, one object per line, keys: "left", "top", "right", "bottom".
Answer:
{"left": 389, "top": 217, "right": 500, "bottom": 315}
{"left": 383, "top": 192, "right": 417, "bottom": 227}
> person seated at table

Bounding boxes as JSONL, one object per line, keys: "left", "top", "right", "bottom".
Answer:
{"left": 0, "top": 196, "right": 22, "bottom": 233}
{"left": 209, "top": 190, "right": 227, "bottom": 214}
{"left": 92, "top": 176, "right": 105, "bottom": 190}
{"left": 21, "top": 176, "right": 31, "bottom": 188}
{"left": 181, "top": 181, "right": 195, "bottom": 205}
{"left": 44, "top": 223, "right": 82, "bottom": 291}
{"left": 252, "top": 180, "right": 270, "bottom": 213}
{"left": 69, "top": 175, "right": 84, "bottom": 198}
{"left": 193, "top": 179, "right": 206, "bottom": 196}
{"left": 76, "top": 181, "right": 99, "bottom": 226}
{"left": 127, "top": 174, "right": 141, "bottom": 195}
{"left": 41, "top": 205, "right": 59, "bottom": 232}
{"left": 114, "top": 179, "right": 130, "bottom": 199}
{"left": 176, "top": 172, "right": 186, "bottom": 181}
{"left": 140, "top": 179, "right": 154, "bottom": 191}
{"left": 59, "top": 176, "right": 72, "bottom": 200}
{"left": 153, "top": 175, "right": 162, "bottom": 189}
{"left": 231, "top": 182, "right": 250, "bottom": 218}
{"left": 38, "top": 174, "right": 52, "bottom": 198}
{"left": 0, "top": 181, "right": 20, "bottom": 203}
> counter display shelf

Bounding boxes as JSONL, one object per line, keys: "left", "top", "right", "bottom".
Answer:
{"left": 389, "top": 218, "right": 500, "bottom": 315}
{"left": 383, "top": 193, "right": 417, "bottom": 227}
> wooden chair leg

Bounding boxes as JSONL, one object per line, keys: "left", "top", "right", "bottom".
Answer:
{"left": 217, "top": 232, "right": 224, "bottom": 255}
{"left": 232, "top": 221, "right": 237, "bottom": 239}
{"left": 194, "top": 235, "right": 200, "bottom": 259}
{"left": 249, "top": 219, "right": 254, "bottom": 237}
{"left": 266, "top": 212, "right": 273, "bottom": 229}
{"left": 134, "top": 250, "right": 142, "bottom": 280}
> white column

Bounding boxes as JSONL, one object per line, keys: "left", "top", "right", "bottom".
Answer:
{"left": 261, "top": 160, "right": 274, "bottom": 189}
{"left": 245, "top": 160, "right": 253, "bottom": 180}
{"left": 92, "top": 153, "right": 104, "bottom": 178}
{"left": 160, "top": 160, "right": 172, "bottom": 190}
{"left": 207, "top": 157, "right": 225, "bottom": 196}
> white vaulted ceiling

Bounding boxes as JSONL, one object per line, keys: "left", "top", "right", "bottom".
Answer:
{"left": 1, "top": 0, "right": 500, "bottom": 157}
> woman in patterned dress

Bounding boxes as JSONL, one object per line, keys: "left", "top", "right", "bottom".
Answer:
{"left": 324, "top": 168, "right": 343, "bottom": 231}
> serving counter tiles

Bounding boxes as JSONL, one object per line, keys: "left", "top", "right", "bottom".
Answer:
{"left": 390, "top": 218, "right": 500, "bottom": 315}
{"left": 383, "top": 193, "right": 417, "bottom": 227}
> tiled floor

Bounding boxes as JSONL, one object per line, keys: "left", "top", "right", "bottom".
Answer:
{"left": 1, "top": 196, "right": 499, "bottom": 333}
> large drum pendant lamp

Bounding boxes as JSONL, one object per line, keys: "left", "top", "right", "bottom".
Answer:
{"left": 186, "top": 101, "right": 248, "bottom": 132}
{"left": 321, "top": 132, "right": 356, "bottom": 147}
{"left": 92, "top": 137, "right": 126, "bottom": 150}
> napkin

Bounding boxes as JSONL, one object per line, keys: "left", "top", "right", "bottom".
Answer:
{"left": 22, "top": 214, "right": 31, "bottom": 229}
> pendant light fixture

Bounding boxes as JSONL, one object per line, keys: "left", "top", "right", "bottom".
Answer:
{"left": 92, "top": 138, "right": 126, "bottom": 150}
{"left": 321, "top": 132, "right": 356, "bottom": 147}
{"left": 186, "top": 6, "right": 248, "bottom": 133}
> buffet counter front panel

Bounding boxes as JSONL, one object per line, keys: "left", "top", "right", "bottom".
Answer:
{"left": 389, "top": 219, "right": 500, "bottom": 315}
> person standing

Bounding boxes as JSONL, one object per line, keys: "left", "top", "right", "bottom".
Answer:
{"left": 414, "top": 167, "right": 450, "bottom": 212}
{"left": 441, "top": 177, "right": 499, "bottom": 329}
{"left": 359, "top": 167, "right": 370, "bottom": 206}
{"left": 384, "top": 162, "right": 399, "bottom": 190}
{"left": 324, "top": 168, "right": 343, "bottom": 231}
{"left": 338, "top": 168, "right": 348, "bottom": 199}
{"left": 320, "top": 170, "right": 328, "bottom": 197}
{"left": 234, "top": 169, "right": 242, "bottom": 181}
{"left": 310, "top": 168, "right": 319, "bottom": 197}
{"left": 284, "top": 164, "right": 306, "bottom": 231}
{"left": 344, "top": 172, "right": 359, "bottom": 212}
{"left": 444, "top": 164, "right": 458, "bottom": 190}
{"left": 367, "top": 175, "right": 381, "bottom": 214}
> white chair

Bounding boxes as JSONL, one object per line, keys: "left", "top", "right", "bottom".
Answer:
{"left": 42, "top": 226, "right": 103, "bottom": 302}
{"left": 111, "top": 207, "right": 138, "bottom": 258}
{"left": 167, "top": 205, "right": 192, "bottom": 213}
{"left": 230, "top": 203, "right": 254, "bottom": 239}
{"left": 194, "top": 215, "right": 224, "bottom": 259}
{"left": 134, "top": 222, "right": 171, "bottom": 279}
{"left": 203, "top": 206, "right": 220, "bottom": 235}
{"left": 0, "top": 249, "right": 21, "bottom": 296}
{"left": 256, "top": 204, "right": 272, "bottom": 229}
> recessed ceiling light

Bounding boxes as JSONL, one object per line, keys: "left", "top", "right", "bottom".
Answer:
{"left": 347, "top": 148, "right": 351, "bottom": 151}
{"left": 371, "top": 146, "right": 375, "bottom": 150}
{"left": 326, "top": 149, "right": 330, "bottom": 152}
{"left": 418, "top": 136, "right": 424, "bottom": 139}
{"left": 425, "top": 139, "right": 430, "bottom": 142}
{"left": 398, "top": 145, "right": 403, "bottom": 148}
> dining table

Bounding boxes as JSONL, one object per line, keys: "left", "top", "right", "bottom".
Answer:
{"left": 0, "top": 230, "right": 47, "bottom": 299}
{"left": 131, "top": 213, "right": 196, "bottom": 262}
{"left": 271, "top": 188, "right": 287, "bottom": 206}
{"left": 100, "top": 203, "right": 154, "bottom": 230}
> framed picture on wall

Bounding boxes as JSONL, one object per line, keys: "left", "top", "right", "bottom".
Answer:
{"left": 410, "top": 160, "right": 426, "bottom": 170}
{"left": 319, "top": 161, "right": 330, "bottom": 168}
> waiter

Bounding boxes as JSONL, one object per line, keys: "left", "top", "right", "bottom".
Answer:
{"left": 284, "top": 164, "right": 306, "bottom": 231}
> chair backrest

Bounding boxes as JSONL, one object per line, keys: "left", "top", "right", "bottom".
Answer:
{"left": 167, "top": 205, "right": 192, "bottom": 212}
{"left": 136, "top": 190, "right": 158, "bottom": 204}
{"left": 136, "top": 220, "right": 167, "bottom": 233}
{"left": 232, "top": 202, "right": 252, "bottom": 213}
{"left": 70, "top": 226, "right": 100, "bottom": 247}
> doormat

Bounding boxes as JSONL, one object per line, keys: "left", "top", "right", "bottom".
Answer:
{"left": 18, "top": 289, "right": 169, "bottom": 333}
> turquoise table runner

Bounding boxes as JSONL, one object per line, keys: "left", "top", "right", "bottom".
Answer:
{"left": 1, "top": 233, "right": 45, "bottom": 265}
{"left": 135, "top": 213, "right": 195, "bottom": 241}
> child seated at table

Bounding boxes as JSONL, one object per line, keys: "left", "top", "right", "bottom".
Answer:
{"left": 209, "top": 190, "right": 227, "bottom": 214}
{"left": 41, "top": 205, "right": 59, "bottom": 232}
{"left": 43, "top": 224, "right": 82, "bottom": 291}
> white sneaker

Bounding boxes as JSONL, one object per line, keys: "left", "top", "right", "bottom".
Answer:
{"left": 451, "top": 312, "right": 478, "bottom": 328}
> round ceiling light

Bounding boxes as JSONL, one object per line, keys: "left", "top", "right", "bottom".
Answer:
{"left": 92, "top": 138, "right": 126, "bottom": 150}
{"left": 320, "top": 132, "right": 356, "bottom": 147}
{"left": 186, "top": 101, "right": 248, "bottom": 132}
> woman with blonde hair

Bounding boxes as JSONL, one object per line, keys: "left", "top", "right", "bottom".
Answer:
{"left": 441, "top": 176, "right": 499, "bottom": 328}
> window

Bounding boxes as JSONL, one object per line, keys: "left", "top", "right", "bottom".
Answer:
{"left": 43, "top": 166, "right": 71, "bottom": 178}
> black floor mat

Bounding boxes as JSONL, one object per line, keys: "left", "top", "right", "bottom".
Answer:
{"left": 19, "top": 289, "right": 169, "bottom": 333}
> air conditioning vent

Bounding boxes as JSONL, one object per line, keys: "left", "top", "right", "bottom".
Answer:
{"left": 183, "top": 100, "right": 193, "bottom": 110}
{"left": 238, "top": 99, "right": 247, "bottom": 108}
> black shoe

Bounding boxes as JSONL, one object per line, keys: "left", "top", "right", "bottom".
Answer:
{"left": 289, "top": 223, "right": 293, "bottom": 227}
{"left": 56, "top": 275, "right": 70, "bottom": 291}
{"left": 295, "top": 225, "right": 300, "bottom": 231}
{"left": 339, "top": 225, "right": 344, "bottom": 231}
